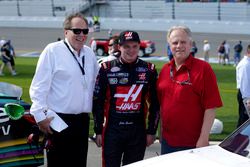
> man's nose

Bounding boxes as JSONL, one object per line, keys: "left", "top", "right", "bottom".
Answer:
{"left": 176, "top": 42, "right": 182, "bottom": 47}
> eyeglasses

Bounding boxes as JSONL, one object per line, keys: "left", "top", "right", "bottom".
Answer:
{"left": 68, "top": 28, "right": 89, "bottom": 35}
{"left": 170, "top": 67, "right": 192, "bottom": 85}
{"left": 108, "top": 42, "right": 118, "bottom": 47}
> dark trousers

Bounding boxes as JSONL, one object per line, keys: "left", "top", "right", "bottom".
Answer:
{"left": 103, "top": 125, "right": 146, "bottom": 167}
{"left": 47, "top": 113, "right": 89, "bottom": 167}
{"left": 237, "top": 90, "right": 249, "bottom": 127}
{"left": 161, "top": 138, "right": 195, "bottom": 155}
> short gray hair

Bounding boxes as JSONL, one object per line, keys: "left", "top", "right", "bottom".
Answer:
{"left": 63, "top": 12, "right": 88, "bottom": 30}
{"left": 167, "top": 25, "right": 192, "bottom": 42}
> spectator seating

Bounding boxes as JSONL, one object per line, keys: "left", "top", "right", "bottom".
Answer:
{"left": 0, "top": 0, "right": 88, "bottom": 17}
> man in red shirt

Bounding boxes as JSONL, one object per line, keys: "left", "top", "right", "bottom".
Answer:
{"left": 157, "top": 26, "right": 223, "bottom": 154}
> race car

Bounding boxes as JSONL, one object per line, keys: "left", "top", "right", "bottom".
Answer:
{"left": 0, "top": 82, "right": 44, "bottom": 167}
{"left": 124, "top": 119, "right": 250, "bottom": 167}
{"left": 90, "top": 38, "right": 156, "bottom": 57}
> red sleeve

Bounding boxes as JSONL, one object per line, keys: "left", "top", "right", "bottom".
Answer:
{"left": 202, "top": 64, "right": 223, "bottom": 109}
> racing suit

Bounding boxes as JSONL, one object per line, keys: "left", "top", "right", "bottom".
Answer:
{"left": 93, "top": 58, "right": 160, "bottom": 167}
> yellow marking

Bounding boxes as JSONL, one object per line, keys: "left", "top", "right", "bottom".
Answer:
{"left": 0, "top": 155, "right": 43, "bottom": 164}
{"left": 0, "top": 138, "right": 44, "bottom": 148}
{"left": 0, "top": 138, "right": 27, "bottom": 148}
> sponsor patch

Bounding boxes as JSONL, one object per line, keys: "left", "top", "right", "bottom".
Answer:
{"left": 136, "top": 67, "right": 148, "bottom": 72}
{"left": 107, "top": 73, "right": 116, "bottom": 77}
{"left": 116, "top": 73, "right": 129, "bottom": 77}
{"left": 111, "top": 67, "right": 120, "bottom": 72}
{"left": 119, "top": 78, "right": 129, "bottom": 84}
{"left": 138, "top": 73, "right": 146, "bottom": 80}
{"left": 136, "top": 80, "right": 148, "bottom": 84}
{"left": 109, "top": 78, "right": 118, "bottom": 84}
{"left": 108, "top": 73, "right": 129, "bottom": 77}
{"left": 114, "top": 84, "right": 143, "bottom": 112}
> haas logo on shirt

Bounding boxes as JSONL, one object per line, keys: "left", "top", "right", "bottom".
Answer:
{"left": 114, "top": 84, "right": 143, "bottom": 111}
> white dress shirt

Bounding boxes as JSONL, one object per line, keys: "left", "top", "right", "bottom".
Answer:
{"left": 30, "top": 39, "right": 99, "bottom": 123}
{"left": 236, "top": 55, "right": 250, "bottom": 99}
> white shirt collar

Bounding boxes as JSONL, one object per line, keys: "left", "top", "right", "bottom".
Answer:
{"left": 65, "top": 38, "right": 84, "bottom": 58}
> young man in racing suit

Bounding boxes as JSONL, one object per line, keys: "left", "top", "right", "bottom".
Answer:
{"left": 93, "top": 30, "right": 160, "bottom": 167}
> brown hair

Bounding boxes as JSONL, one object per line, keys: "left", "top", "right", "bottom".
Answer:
{"left": 63, "top": 12, "right": 88, "bottom": 30}
{"left": 109, "top": 35, "right": 119, "bottom": 45}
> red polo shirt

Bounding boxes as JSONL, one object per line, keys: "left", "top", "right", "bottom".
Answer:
{"left": 157, "top": 55, "right": 223, "bottom": 147}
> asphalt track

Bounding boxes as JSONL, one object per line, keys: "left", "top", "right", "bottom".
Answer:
{"left": 1, "top": 27, "right": 250, "bottom": 59}
{"left": 0, "top": 27, "right": 246, "bottom": 166}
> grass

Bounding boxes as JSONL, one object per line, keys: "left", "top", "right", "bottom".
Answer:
{"left": 208, "top": 64, "right": 238, "bottom": 140}
{"left": 0, "top": 57, "right": 239, "bottom": 141}
{"left": 0, "top": 57, "right": 37, "bottom": 102}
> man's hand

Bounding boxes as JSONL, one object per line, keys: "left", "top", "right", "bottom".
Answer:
{"left": 38, "top": 117, "right": 54, "bottom": 135}
{"left": 196, "top": 136, "right": 209, "bottom": 148}
{"left": 95, "top": 134, "right": 102, "bottom": 147}
{"left": 146, "top": 134, "right": 156, "bottom": 147}
{"left": 196, "top": 108, "right": 215, "bottom": 148}
{"left": 245, "top": 99, "right": 250, "bottom": 111}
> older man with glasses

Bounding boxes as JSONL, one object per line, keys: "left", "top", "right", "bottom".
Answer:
{"left": 29, "top": 13, "right": 99, "bottom": 167}
{"left": 157, "top": 26, "right": 223, "bottom": 155}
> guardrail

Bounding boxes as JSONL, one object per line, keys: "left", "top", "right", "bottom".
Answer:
{"left": 0, "top": 16, "right": 249, "bottom": 35}
{"left": 91, "top": 1, "right": 250, "bottom": 21}
{"left": 0, "top": 0, "right": 87, "bottom": 17}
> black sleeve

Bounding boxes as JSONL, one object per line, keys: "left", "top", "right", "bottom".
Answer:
{"left": 146, "top": 65, "right": 160, "bottom": 135}
{"left": 92, "top": 65, "right": 108, "bottom": 135}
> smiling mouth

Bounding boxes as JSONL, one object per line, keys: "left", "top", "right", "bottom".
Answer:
{"left": 176, "top": 50, "right": 184, "bottom": 53}
{"left": 126, "top": 53, "right": 136, "bottom": 57}
{"left": 76, "top": 36, "right": 85, "bottom": 42}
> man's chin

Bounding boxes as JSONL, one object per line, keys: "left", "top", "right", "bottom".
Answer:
{"left": 175, "top": 53, "right": 188, "bottom": 58}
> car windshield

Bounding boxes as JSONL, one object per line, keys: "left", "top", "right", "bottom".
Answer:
{"left": 220, "top": 119, "right": 250, "bottom": 158}
{"left": 0, "top": 82, "right": 22, "bottom": 98}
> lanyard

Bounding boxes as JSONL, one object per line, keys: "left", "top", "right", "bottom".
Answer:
{"left": 170, "top": 66, "right": 192, "bottom": 85}
{"left": 64, "top": 41, "right": 85, "bottom": 75}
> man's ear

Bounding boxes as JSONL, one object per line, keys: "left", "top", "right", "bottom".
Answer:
{"left": 64, "top": 30, "right": 68, "bottom": 36}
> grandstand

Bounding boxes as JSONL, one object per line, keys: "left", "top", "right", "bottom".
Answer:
{"left": 0, "top": 0, "right": 250, "bottom": 21}
{"left": 87, "top": 0, "right": 250, "bottom": 21}
{"left": 0, "top": 0, "right": 88, "bottom": 17}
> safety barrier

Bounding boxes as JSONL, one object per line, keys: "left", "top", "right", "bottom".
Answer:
{"left": 0, "top": 16, "right": 250, "bottom": 35}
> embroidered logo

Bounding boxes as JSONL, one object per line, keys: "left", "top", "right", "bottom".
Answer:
{"left": 114, "top": 84, "right": 143, "bottom": 111}
{"left": 124, "top": 32, "right": 133, "bottom": 40}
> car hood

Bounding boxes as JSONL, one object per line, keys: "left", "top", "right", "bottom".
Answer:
{"left": 124, "top": 145, "right": 250, "bottom": 167}
{"left": 0, "top": 82, "right": 22, "bottom": 98}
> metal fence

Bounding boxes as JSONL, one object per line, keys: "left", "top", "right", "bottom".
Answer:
{"left": 1, "top": 0, "right": 250, "bottom": 22}
{"left": 0, "top": 0, "right": 87, "bottom": 17}
{"left": 91, "top": 0, "right": 250, "bottom": 21}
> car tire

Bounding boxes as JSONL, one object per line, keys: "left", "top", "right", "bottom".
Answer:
{"left": 138, "top": 49, "right": 145, "bottom": 57}
{"left": 96, "top": 47, "right": 105, "bottom": 56}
